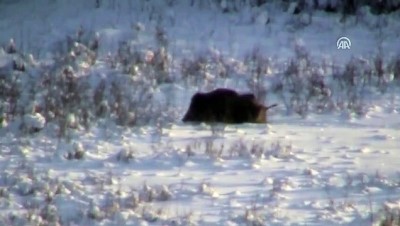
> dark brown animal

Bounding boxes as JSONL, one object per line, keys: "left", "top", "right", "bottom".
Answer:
{"left": 182, "top": 88, "right": 277, "bottom": 124}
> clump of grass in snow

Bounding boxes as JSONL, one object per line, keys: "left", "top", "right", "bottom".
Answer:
{"left": 198, "top": 182, "right": 219, "bottom": 198}
{"left": 65, "top": 142, "right": 85, "bottom": 160}
{"left": 230, "top": 202, "right": 269, "bottom": 226}
{"left": 87, "top": 201, "right": 104, "bottom": 221}
{"left": 392, "top": 55, "right": 400, "bottom": 81}
{"left": 116, "top": 147, "right": 135, "bottom": 163}
{"left": 266, "top": 141, "right": 295, "bottom": 159}
{"left": 204, "top": 138, "right": 224, "bottom": 160}
{"left": 183, "top": 138, "right": 298, "bottom": 163}
{"left": 139, "top": 183, "right": 173, "bottom": 202}
{"left": 377, "top": 201, "right": 400, "bottom": 226}
{"left": 226, "top": 139, "right": 296, "bottom": 160}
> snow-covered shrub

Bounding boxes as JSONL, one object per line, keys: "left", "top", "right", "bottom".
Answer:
{"left": 108, "top": 76, "right": 157, "bottom": 126}
{"left": 0, "top": 114, "right": 4, "bottom": 128}
{"left": 181, "top": 49, "right": 228, "bottom": 88}
{"left": 6, "top": 39, "right": 165, "bottom": 135}
{"left": 141, "top": 46, "right": 172, "bottom": 83}
{"left": 103, "top": 193, "right": 121, "bottom": 218}
{"left": 109, "top": 79, "right": 136, "bottom": 126}
{"left": 272, "top": 43, "right": 400, "bottom": 117}
{"left": 0, "top": 65, "right": 19, "bottom": 118}
{"left": 373, "top": 53, "right": 387, "bottom": 90}
{"left": 228, "top": 139, "right": 251, "bottom": 158}
{"left": 87, "top": 201, "right": 104, "bottom": 221}
{"left": 69, "top": 41, "right": 98, "bottom": 69}
{"left": 167, "top": 212, "right": 196, "bottom": 226}
{"left": 332, "top": 57, "right": 371, "bottom": 115}
{"left": 115, "top": 40, "right": 172, "bottom": 84}
{"left": 115, "top": 41, "right": 141, "bottom": 74}
{"left": 389, "top": 54, "right": 400, "bottom": 81}
{"left": 93, "top": 79, "right": 108, "bottom": 118}
{"left": 139, "top": 184, "right": 173, "bottom": 203}
{"left": 198, "top": 182, "right": 218, "bottom": 197}
{"left": 124, "top": 192, "right": 139, "bottom": 209}
{"left": 8, "top": 213, "right": 31, "bottom": 226}
{"left": 0, "top": 52, "right": 36, "bottom": 122}
{"left": 142, "top": 207, "right": 163, "bottom": 223}
{"left": 116, "top": 147, "right": 135, "bottom": 163}
{"left": 227, "top": 139, "right": 275, "bottom": 160}
{"left": 0, "top": 187, "right": 10, "bottom": 199}
{"left": 41, "top": 66, "right": 92, "bottom": 137}
{"left": 139, "top": 184, "right": 157, "bottom": 203}
{"left": 266, "top": 141, "right": 295, "bottom": 159}
{"left": 181, "top": 53, "right": 210, "bottom": 86}
{"left": 377, "top": 201, "right": 400, "bottom": 226}
{"left": 204, "top": 138, "right": 224, "bottom": 159}
{"left": 4, "top": 38, "right": 17, "bottom": 54}
{"left": 158, "top": 185, "right": 173, "bottom": 201}
{"left": 285, "top": 1, "right": 313, "bottom": 30}
{"left": 51, "top": 26, "right": 99, "bottom": 59}
{"left": 21, "top": 113, "right": 46, "bottom": 134}
{"left": 39, "top": 204, "right": 60, "bottom": 224}
{"left": 244, "top": 47, "right": 270, "bottom": 103}
{"left": 33, "top": 38, "right": 97, "bottom": 135}
{"left": 13, "top": 176, "right": 35, "bottom": 196}
{"left": 39, "top": 48, "right": 159, "bottom": 129}
{"left": 275, "top": 43, "right": 321, "bottom": 116}
{"left": 155, "top": 24, "right": 168, "bottom": 49}
{"left": 230, "top": 205, "right": 266, "bottom": 226}
{"left": 65, "top": 142, "right": 85, "bottom": 160}
{"left": 243, "top": 208, "right": 265, "bottom": 226}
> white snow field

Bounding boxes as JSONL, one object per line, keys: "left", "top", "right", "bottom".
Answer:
{"left": 0, "top": 0, "right": 400, "bottom": 225}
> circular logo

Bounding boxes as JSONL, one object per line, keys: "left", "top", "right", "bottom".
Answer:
{"left": 337, "top": 37, "right": 351, "bottom": 50}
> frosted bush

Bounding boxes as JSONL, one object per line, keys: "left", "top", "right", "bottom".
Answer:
{"left": 22, "top": 113, "right": 45, "bottom": 133}
{"left": 198, "top": 182, "right": 219, "bottom": 197}
{"left": 266, "top": 142, "right": 295, "bottom": 159}
{"left": 142, "top": 208, "right": 160, "bottom": 222}
{"left": 14, "top": 176, "right": 34, "bottom": 196}
{"left": 125, "top": 192, "right": 139, "bottom": 209}
{"left": 377, "top": 201, "right": 400, "bottom": 226}
{"left": 0, "top": 187, "right": 10, "bottom": 199}
{"left": 116, "top": 148, "right": 135, "bottom": 163}
{"left": 139, "top": 184, "right": 156, "bottom": 202}
{"left": 65, "top": 142, "right": 85, "bottom": 160}
{"left": 158, "top": 185, "right": 173, "bottom": 201}
{"left": 87, "top": 202, "right": 104, "bottom": 220}
{"left": 40, "top": 204, "right": 59, "bottom": 223}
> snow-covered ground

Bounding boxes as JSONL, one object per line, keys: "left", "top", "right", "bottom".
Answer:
{"left": 0, "top": 0, "right": 400, "bottom": 225}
